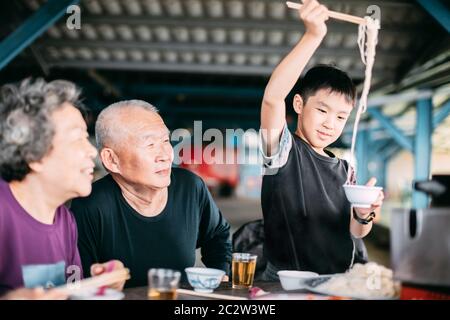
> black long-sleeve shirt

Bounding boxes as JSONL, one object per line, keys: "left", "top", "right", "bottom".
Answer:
{"left": 70, "top": 168, "right": 232, "bottom": 288}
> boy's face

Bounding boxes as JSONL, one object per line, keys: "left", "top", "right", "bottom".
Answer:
{"left": 294, "top": 89, "right": 353, "bottom": 152}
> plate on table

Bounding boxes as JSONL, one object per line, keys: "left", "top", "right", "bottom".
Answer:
{"left": 303, "top": 274, "right": 398, "bottom": 300}
{"left": 69, "top": 288, "right": 125, "bottom": 300}
{"left": 254, "top": 292, "right": 348, "bottom": 300}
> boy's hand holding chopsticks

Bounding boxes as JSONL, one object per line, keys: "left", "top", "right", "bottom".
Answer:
{"left": 296, "top": 0, "right": 330, "bottom": 39}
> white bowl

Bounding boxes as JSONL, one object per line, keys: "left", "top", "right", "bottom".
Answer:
{"left": 185, "top": 267, "right": 225, "bottom": 293}
{"left": 343, "top": 184, "right": 382, "bottom": 208}
{"left": 277, "top": 270, "right": 319, "bottom": 290}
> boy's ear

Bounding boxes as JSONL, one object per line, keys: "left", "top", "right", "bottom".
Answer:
{"left": 293, "top": 94, "right": 304, "bottom": 115}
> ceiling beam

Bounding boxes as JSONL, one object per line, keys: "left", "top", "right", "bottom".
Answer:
{"left": 121, "top": 84, "right": 264, "bottom": 99}
{"left": 38, "top": 39, "right": 408, "bottom": 60}
{"left": 79, "top": 15, "right": 426, "bottom": 36}
{"left": 46, "top": 60, "right": 391, "bottom": 78}
{"left": 416, "top": 0, "right": 450, "bottom": 33}
{"left": 0, "top": 0, "right": 79, "bottom": 70}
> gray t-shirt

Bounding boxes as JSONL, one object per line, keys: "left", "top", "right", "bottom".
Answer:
{"left": 260, "top": 126, "right": 362, "bottom": 275}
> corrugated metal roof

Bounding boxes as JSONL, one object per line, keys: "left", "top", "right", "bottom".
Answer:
{"left": 2, "top": 0, "right": 449, "bottom": 152}
{"left": 20, "top": 0, "right": 445, "bottom": 86}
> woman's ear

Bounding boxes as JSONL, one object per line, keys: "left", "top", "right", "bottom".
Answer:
{"left": 28, "top": 161, "right": 44, "bottom": 173}
{"left": 100, "top": 148, "right": 120, "bottom": 173}
{"left": 293, "top": 94, "right": 304, "bottom": 115}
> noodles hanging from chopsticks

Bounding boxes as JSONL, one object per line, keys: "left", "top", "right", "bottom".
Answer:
{"left": 346, "top": 16, "right": 380, "bottom": 184}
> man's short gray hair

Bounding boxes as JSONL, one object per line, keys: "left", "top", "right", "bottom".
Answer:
{"left": 0, "top": 78, "right": 82, "bottom": 182}
{"left": 95, "top": 99, "right": 158, "bottom": 150}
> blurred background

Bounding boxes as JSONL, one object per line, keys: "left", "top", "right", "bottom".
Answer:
{"left": 1, "top": 0, "right": 450, "bottom": 271}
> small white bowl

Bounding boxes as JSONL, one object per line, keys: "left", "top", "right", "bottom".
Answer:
{"left": 185, "top": 267, "right": 225, "bottom": 293}
{"left": 343, "top": 184, "right": 382, "bottom": 208}
{"left": 277, "top": 270, "right": 319, "bottom": 290}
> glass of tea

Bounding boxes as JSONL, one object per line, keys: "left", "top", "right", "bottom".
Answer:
{"left": 231, "top": 253, "right": 257, "bottom": 289}
{"left": 147, "top": 268, "right": 181, "bottom": 300}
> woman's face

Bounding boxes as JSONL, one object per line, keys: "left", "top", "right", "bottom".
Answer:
{"left": 37, "top": 103, "right": 98, "bottom": 201}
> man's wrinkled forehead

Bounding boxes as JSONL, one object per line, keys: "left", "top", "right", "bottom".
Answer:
{"left": 140, "top": 127, "right": 171, "bottom": 142}
{"left": 144, "top": 111, "right": 165, "bottom": 125}
{"left": 124, "top": 106, "right": 163, "bottom": 125}
{"left": 126, "top": 108, "right": 164, "bottom": 124}
{"left": 117, "top": 108, "right": 167, "bottom": 139}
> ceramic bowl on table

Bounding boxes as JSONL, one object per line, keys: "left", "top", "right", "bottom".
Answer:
{"left": 185, "top": 267, "right": 225, "bottom": 293}
{"left": 277, "top": 270, "right": 319, "bottom": 290}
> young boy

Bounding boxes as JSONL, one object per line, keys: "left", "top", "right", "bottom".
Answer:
{"left": 259, "top": 0, "right": 384, "bottom": 280}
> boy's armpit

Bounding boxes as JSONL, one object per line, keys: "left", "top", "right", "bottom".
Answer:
{"left": 259, "top": 125, "right": 292, "bottom": 173}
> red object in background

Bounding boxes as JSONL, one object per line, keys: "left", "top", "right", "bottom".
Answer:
{"left": 179, "top": 146, "right": 239, "bottom": 197}
{"left": 401, "top": 285, "right": 450, "bottom": 300}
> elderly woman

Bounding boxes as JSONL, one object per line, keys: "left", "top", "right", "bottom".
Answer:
{"left": 0, "top": 78, "right": 124, "bottom": 298}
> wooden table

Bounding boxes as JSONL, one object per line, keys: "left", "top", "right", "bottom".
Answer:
{"left": 124, "top": 281, "right": 303, "bottom": 300}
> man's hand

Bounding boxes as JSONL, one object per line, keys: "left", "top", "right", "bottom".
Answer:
{"left": 2, "top": 287, "right": 68, "bottom": 300}
{"left": 298, "top": 0, "right": 329, "bottom": 39}
{"left": 354, "top": 177, "right": 384, "bottom": 218}
{"left": 90, "top": 260, "right": 126, "bottom": 291}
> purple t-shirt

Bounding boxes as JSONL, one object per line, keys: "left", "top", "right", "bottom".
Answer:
{"left": 0, "top": 180, "right": 82, "bottom": 294}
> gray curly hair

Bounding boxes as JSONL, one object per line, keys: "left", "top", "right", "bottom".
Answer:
{"left": 0, "top": 78, "right": 82, "bottom": 182}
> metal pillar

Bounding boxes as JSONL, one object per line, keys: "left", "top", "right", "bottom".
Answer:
{"left": 368, "top": 108, "right": 414, "bottom": 152}
{"left": 377, "top": 158, "right": 387, "bottom": 189}
{"left": 413, "top": 98, "right": 433, "bottom": 209}
{"left": 356, "top": 129, "right": 370, "bottom": 185}
{"left": 368, "top": 140, "right": 387, "bottom": 188}
{"left": 433, "top": 100, "right": 450, "bottom": 129}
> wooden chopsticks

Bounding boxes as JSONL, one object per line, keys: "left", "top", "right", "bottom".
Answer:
{"left": 55, "top": 268, "right": 130, "bottom": 295}
{"left": 176, "top": 288, "right": 248, "bottom": 300}
{"left": 286, "top": 1, "right": 367, "bottom": 26}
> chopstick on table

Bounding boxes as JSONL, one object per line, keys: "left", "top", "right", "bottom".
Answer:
{"left": 177, "top": 289, "right": 248, "bottom": 300}
{"left": 286, "top": 1, "right": 367, "bottom": 26}
{"left": 55, "top": 268, "right": 130, "bottom": 295}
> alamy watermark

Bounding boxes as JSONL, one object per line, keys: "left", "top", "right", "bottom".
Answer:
{"left": 170, "top": 121, "right": 279, "bottom": 175}
{"left": 66, "top": 5, "right": 81, "bottom": 30}
{"left": 366, "top": 5, "right": 381, "bottom": 22}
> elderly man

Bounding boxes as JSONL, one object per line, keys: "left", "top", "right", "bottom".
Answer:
{"left": 0, "top": 78, "right": 125, "bottom": 298}
{"left": 70, "top": 100, "right": 232, "bottom": 288}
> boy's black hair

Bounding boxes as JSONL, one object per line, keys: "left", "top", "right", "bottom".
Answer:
{"left": 293, "top": 64, "right": 356, "bottom": 105}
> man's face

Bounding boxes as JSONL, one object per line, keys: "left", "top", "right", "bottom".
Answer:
{"left": 113, "top": 108, "right": 174, "bottom": 189}
{"left": 39, "top": 103, "right": 98, "bottom": 199}
{"left": 296, "top": 89, "right": 353, "bottom": 151}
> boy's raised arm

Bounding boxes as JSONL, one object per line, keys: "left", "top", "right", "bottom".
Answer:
{"left": 260, "top": 0, "right": 329, "bottom": 156}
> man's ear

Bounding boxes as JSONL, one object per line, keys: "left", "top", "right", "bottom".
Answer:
{"left": 293, "top": 94, "right": 304, "bottom": 115}
{"left": 100, "top": 148, "right": 120, "bottom": 173}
